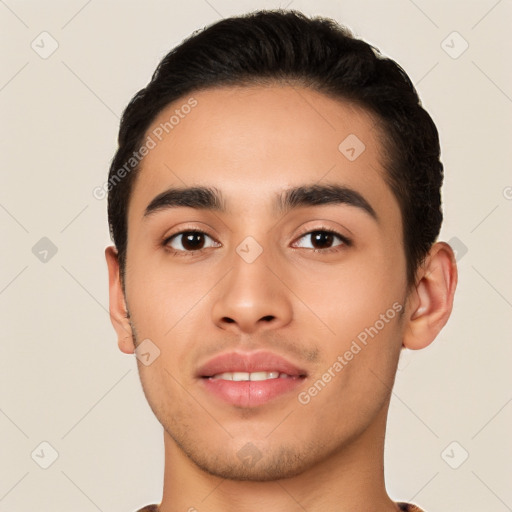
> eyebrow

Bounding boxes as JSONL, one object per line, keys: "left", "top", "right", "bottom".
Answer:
{"left": 143, "top": 183, "right": 378, "bottom": 221}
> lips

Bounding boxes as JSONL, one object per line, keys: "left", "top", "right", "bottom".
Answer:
{"left": 196, "top": 351, "right": 308, "bottom": 379}
{"left": 196, "top": 351, "right": 308, "bottom": 407}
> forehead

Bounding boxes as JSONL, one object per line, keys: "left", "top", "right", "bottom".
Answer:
{"left": 128, "top": 84, "right": 399, "bottom": 225}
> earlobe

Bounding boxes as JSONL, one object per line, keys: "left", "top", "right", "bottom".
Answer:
{"left": 403, "top": 242, "right": 458, "bottom": 350}
{"left": 105, "top": 246, "right": 135, "bottom": 354}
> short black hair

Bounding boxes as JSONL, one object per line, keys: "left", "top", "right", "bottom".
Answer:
{"left": 107, "top": 9, "right": 443, "bottom": 286}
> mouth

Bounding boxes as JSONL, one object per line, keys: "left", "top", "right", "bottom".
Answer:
{"left": 197, "top": 351, "right": 308, "bottom": 408}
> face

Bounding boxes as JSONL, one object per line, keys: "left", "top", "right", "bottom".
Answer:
{"left": 120, "top": 85, "right": 409, "bottom": 480}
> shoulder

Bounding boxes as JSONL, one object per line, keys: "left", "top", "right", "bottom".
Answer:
{"left": 135, "top": 505, "right": 159, "bottom": 512}
{"left": 396, "top": 503, "right": 426, "bottom": 512}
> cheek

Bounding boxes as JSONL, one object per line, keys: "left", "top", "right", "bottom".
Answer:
{"left": 292, "top": 249, "right": 405, "bottom": 336}
{"left": 125, "top": 261, "right": 212, "bottom": 388}
{"left": 125, "top": 253, "right": 206, "bottom": 335}
{"left": 290, "top": 251, "right": 405, "bottom": 402}
{"left": 299, "top": 312, "right": 403, "bottom": 439}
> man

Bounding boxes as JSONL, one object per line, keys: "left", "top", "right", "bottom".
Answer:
{"left": 105, "top": 10, "right": 457, "bottom": 512}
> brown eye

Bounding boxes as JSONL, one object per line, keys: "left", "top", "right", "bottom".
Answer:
{"left": 293, "top": 229, "right": 351, "bottom": 252}
{"left": 165, "top": 231, "right": 219, "bottom": 252}
{"left": 310, "top": 231, "right": 336, "bottom": 250}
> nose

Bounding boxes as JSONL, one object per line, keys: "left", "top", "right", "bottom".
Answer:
{"left": 211, "top": 249, "right": 293, "bottom": 335}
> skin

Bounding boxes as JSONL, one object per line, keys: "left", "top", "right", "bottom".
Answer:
{"left": 106, "top": 85, "right": 457, "bottom": 512}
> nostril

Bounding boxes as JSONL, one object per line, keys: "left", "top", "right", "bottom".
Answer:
{"left": 261, "top": 315, "right": 275, "bottom": 322}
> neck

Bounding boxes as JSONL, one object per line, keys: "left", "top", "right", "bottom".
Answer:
{"left": 158, "top": 403, "right": 398, "bottom": 512}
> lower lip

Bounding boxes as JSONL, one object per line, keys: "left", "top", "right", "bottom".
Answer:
{"left": 200, "top": 376, "right": 306, "bottom": 408}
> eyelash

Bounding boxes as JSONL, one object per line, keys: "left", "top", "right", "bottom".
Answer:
{"left": 162, "top": 226, "right": 352, "bottom": 257}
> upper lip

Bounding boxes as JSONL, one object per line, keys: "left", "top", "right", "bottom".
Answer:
{"left": 196, "top": 350, "right": 308, "bottom": 378}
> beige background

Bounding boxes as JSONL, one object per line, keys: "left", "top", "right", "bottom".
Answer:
{"left": 1, "top": 1, "right": 511, "bottom": 511}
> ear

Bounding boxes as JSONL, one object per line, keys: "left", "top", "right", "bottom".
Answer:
{"left": 403, "top": 241, "right": 458, "bottom": 350}
{"left": 105, "top": 246, "right": 135, "bottom": 354}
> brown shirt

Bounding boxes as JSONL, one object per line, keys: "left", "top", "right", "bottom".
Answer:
{"left": 136, "top": 502, "right": 425, "bottom": 511}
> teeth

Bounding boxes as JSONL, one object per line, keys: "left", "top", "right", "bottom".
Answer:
{"left": 248, "top": 371, "right": 278, "bottom": 381}
{"left": 211, "top": 371, "right": 290, "bottom": 381}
